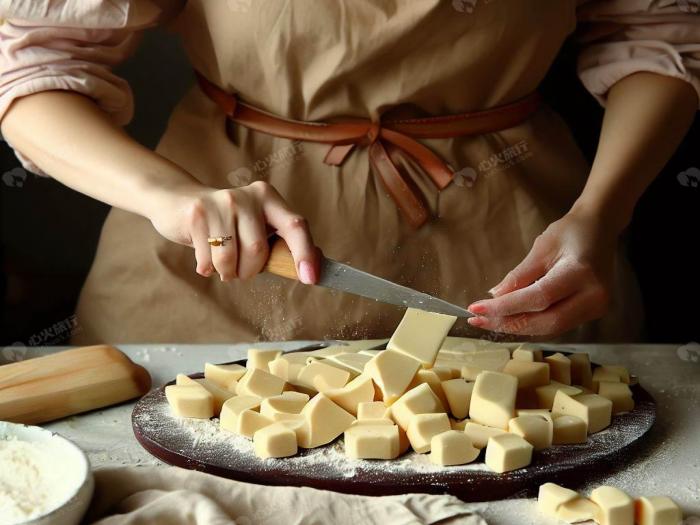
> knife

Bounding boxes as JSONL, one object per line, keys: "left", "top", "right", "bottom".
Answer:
{"left": 263, "top": 237, "right": 473, "bottom": 318}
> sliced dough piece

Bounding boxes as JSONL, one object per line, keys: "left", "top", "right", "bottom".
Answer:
{"left": 463, "top": 421, "right": 507, "bottom": 449}
{"left": 325, "top": 374, "right": 375, "bottom": 416}
{"left": 234, "top": 409, "right": 273, "bottom": 438}
{"left": 408, "top": 369, "right": 449, "bottom": 409}
{"left": 459, "top": 348, "right": 512, "bottom": 380}
{"left": 246, "top": 348, "right": 283, "bottom": 370}
{"left": 440, "top": 336, "right": 481, "bottom": 352}
{"left": 406, "top": 413, "right": 451, "bottom": 453}
{"left": 325, "top": 352, "right": 372, "bottom": 376}
{"left": 204, "top": 362, "right": 246, "bottom": 389}
{"left": 175, "top": 374, "right": 198, "bottom": 386}
{"left": 260, "top": 392, "right": 309, "bottom": 421}
{"left": 516, "top": 409, "right": 553, "bottom": 423}
{"left": 544, "top": 353, "right": 572, "bottom": 385}
{"left": 535, "top": 382, "right": 582, "bottom": 410}
{"left": 254, "top": 422, "right": 298, "bottom": 459}
{"left": 568, "top": 353, "right": 593, "bottom": 390}
{"left": 598, "top": 381, "right": 635, "bottom": 414}
{"left": 597, "top": 365, "right": 630, "bottom": 384}
{"left": 635, "top": 496, "right": 683, "bottom": 525}
{"left": 552, "top": 391, "right": 612, "bottom": 434}
{"left": 552, "top": 415, "right": 588, "bottom": 444}
{"left": 558, "top": 497, "right": 600, "bottom": 524}
{"left": 508, "top": 415, "right": 553, "bottom": 450}
{"left": 430, "top": 430, "right": 480, "bottom": 466}
{"left": 484, "top": 433, "right": 533, "bottom": 473}
{"left": 590, "top": 486, "right": 634, "bottom": 525}
{"left": 365, "top": 350, "right": 421, "bottom": 405}
{"left": 389, "top": 383, "right": 444, "bottom": 431}
{"left": 165, "top": 384, "right": 213, "bottom": 419}
{"left": 344, "top": 423, "right": 400, "bottom": 459}
{"left": 538, "top": 483, "right": 580, "bottom": 517}
{"left": 592, "top": 368, "right": 621, "bottom": 391}
{"left": 268, "top": 356, "right": 306, "bottom": 383}
{"left": 357, "top": 401, "right": 389, "bottom": 420}
{"left": 297, "top": 393, "right": 355, "bottom": 448}
{"left": 432, "top": 367, "right": 457, "bottom": 381}
{"left": 297, "top": 361, "right": 351, "bottom": 393}
{"left": 387, "top": 307, "right": 457, "bottom": 367}
{"left": 469, "top": 371, "right": 517, "bottom": 430}
{"left": 220, "top": 395, "right": 263, "bottom": 433}
{"left": 441, "top": 379, "right": 474, "bottom": 420}
{"left": 195, "top": 378, "right": 236, "bottom": 415}
{"left": 511, "top": 344, "right": 544, "bottom": 362}
{"left": 236, "top": 368, "right": 286, "bottom": 398}
{"left": 503, "top": 360, "right": 550, "bottom": 389}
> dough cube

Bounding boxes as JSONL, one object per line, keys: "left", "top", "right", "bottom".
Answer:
{"left": 324, "top": 374, "right": 375, "bottom": 415}
{"left": 406, "top": 413, "right": 451, "bottom": 453}
{"left": 408, "top": 369, "right": 449, "bottom": 409}
{"left": 484, "top": 433, "right": 533, "bottom": 473}
{"left": 234, "top": 409, "right": 274, "bottom": 438}
{"left": 441, "top": 379, "right": 474, "bottom": 420}
{"left": 592, "top": 368, "right": 621, "bottom": 391}
{"left": 175, "top": 374, "right": 198, "bottom": 386}
{"left": 390, "top": 383, "right": 445, "bottom": 431}
{"left": 357, "top": 401, "right": 389, "bottom": 420}
{"left": 195, "top": 378, "right": 236, "bottom": 415}
{"left": 429, "top": 430, "right": 479, "bottom": 466}
{"left": 326, "top": 352, "right": 372, "bottom": 376}
{"left": 516, "top": 409, "right": 553, "bottom": 423}
{"left": 535, "top": 382, "right": 582, "bottom": 410}
{"left": 635, "top": 496, "right": 682, "bottom": 525}
{"left": 469, "top": 371, "right": 518, "bottom": 430}
{"left": 511, "top": 344, "right": 544, "bottom": 362}
{"left": 590, "top": 486, "right": 634, "bottom": 525}
{"left": 598, "top": 381, "right": 635, "bottom": 414}
{"left": 463, "top": 421, "right": 507, "bottom": 449}
{"left": 544, "top": 353, "right": 572, "bottom": 385}
{"left": 552, "top": 415, "right": 588, "bottom": 444}
{"left": 268, "top": 356, "right": 305, "bottom": 383}
{"left": 220, "top": 395, "right": 263, "bottom": 433}
{"left": 508, "top": 415, "right": 553, "bottom": 450}
{"left": 365, "top": 350, "right": 421, "bottom": 405}
{"left": 569, "top": 353, "right": 593, "bottom": 390}
{"left": 165, "top": 384, "right": 214, "bottom": 419}
{"left": 503, "top": 360, "right": 550, "bottom": 389}
{"left": 344, "top": 423, "right": 400, "bottom": 459}
{"left": 387, "top": 307, "right": 457, "bottom": 367}
{"left": 246, "top": 348, "right": 283, "bottom": 371}
{"left": 236, "top": 368, "right": 286, "bottom": 398}
{"left": 459, "top": 348, "right": 511, "bottom": 380}
{"left": 558, "top": 497, "right": 601, "bottom": 524}
{"left": 204, "top": 362, "right": 247, "bottom": 389}
{"left": 552, "top": 391, "right": 612, "bottom": 434}
{"left": 297, "top": 393, "right": 356, "bottom": 448}
{"left": 297, "top": 361, "right": 351, "bottom": 393}
{"left": 538, "top": 483, "right": 580, "bottom": 517}
{"left": 253, "top": 422, "right": 298, "bottom": 459}
{"left": 260, "top": 392, "right": 309, "bottom": 421}
{"left": 431, "top": 367, "right": 456, "bottom": 381}
{"left": 597, "top": 365, "right": 631, "bottom": 384}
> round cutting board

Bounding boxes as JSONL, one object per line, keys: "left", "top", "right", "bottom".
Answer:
{"left": 132, "top": 353, "right": 655, "bottom": 502}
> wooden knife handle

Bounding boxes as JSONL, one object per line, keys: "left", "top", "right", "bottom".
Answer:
{"left": 263, "top": 236, "right": 299, "bottom": 281}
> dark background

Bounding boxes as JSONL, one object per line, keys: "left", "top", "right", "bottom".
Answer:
{"left": 1, "top": 32, "right": 698, "bottom": 346}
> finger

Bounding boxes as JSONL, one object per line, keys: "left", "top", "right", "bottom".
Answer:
{"left": 210, "top": 197, "right": 239, "bottom": 281}
{"left": 469, "top": 261, "right": 586, "bottom": 317}
{"left": 489, "top": 238, "right": 551, "bottom": 297}
{"left": 236, "top": 204, "right": 269, "bottom": 280}
{"left": 187, "top": 201, "right": 214, "bottom": 277}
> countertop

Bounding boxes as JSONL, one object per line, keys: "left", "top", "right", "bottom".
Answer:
{"left": 2, "top": 342, "right": 699, "bottom": 524}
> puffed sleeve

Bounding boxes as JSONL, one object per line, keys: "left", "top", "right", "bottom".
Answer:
{"left": 577, "top": 0, "right": 700, "bottom": 108}
{"left": 0, "top": 0, "right": 181, "bottom": 172}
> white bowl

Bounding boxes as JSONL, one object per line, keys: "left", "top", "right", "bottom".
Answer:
{"left": 0, "top": 421, "right": 94, "bottom": 525}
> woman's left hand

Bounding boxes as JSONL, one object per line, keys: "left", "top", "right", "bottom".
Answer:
{"left": 467, "top": 208, "right": 617, "bottom": 337}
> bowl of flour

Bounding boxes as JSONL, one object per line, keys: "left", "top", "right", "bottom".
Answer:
{"left": 0, "top": 422, "right": 93, "bottom": 525}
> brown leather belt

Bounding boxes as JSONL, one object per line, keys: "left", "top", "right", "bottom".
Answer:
{"left": 196, "top": 72, "right": 539, "bottom": 228}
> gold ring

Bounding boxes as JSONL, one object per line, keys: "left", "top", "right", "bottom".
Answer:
{"left": 207, "top": 235, "right": 233, "bottom": 247}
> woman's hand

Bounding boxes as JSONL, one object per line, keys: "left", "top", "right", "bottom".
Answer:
{"left": 466, "top": 208, "right": 617, "bottom": 336}
{"left": 150, "top": 180, "right": 320, "bottom": 283}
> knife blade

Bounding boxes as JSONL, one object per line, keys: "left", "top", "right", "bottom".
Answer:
{"left": 263, "top": 237, "right": 473, "bottom": 318}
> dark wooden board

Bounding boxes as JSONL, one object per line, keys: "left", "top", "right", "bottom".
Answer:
{"left": 132, "top": 352, "right": 655, "bottom": 502}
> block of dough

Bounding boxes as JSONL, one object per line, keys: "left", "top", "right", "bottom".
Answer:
{"left": 503, "top": 360, "right": 550, "bottom": 389}
{"left": 459, "top": 348, "right": 512, "bottom": 380}
{"left": 592, "top": 368, "right": 621, "bottom": 391}
{"left": 406, "top": 413, "right": 451, "bottom": 453}
{"left": 517, "top": 409, "right": 553, "bottom": 423}
{"left": 552, "top": 415, "right": 588, "bottom": 444}
{"left": 537, "top": 483, "right": 580, "bottom": 517}
{"left": 440, "top": 336, "right": 481, "bottom": 352}
{"left": 175, "top": 374, "right": 199, "bottom": 386}
{"left": 390, "top": 383, "right": 444, "bottom": 431}
{"left": 469, "top": 371, "right": 517, "bottom": 430}
{"left": 408, "top": 370, "right": 449, "bottom": 409}
{"left": 597, "top": 365, "right": 630, "bottom": 384}
{"left": 544, "top": 353, "right": 572, "bottom": 385}
{"left": 260, "top": 392, "right": 309, "bottom": 421}
{"left": 236, "top": 368, "right": 286, "bottom": 398}
{"left": 508, "top": 415, "right": 553, "bottom": 450}
{"left": 569, "top": 353, "right": 593, "bottom": 390}
{"left": 268, "top": 357, "right": 306, "bottom": 383}
{"left": 365, "top": 350, "right": 421, "bottom": 405}
{"left": 451, "top": 418, "right": 469, "bottom": 431}
{"left": 441, "top": 379, "right": 474, "bottom": 420}
{"left": 598, "top": 381, "right": 635, "bottom": 414}
{"left": 432, "top": 367, "right": 458, "bottom": 381}
{"left": 246, "top": 348, "right": 283, "bottom": 371}
{"left": 234, "top": 409, "right": 274, "bottom": 438}
{"left": 535, "top": 382, "right": 582, "bottom": 410}
{"left": 590, "top": 486, "right": 634, "bottom": 525}
{"left": 558, "top": 497, "right": 600, "bottom": 524}
{"left": 387, "top": 307, "right": 457, "bottom": 367}
{"left": 195, "top": 378, "right": 236, "bottom": 415}
{"left": 253, "top": 422, "right": 298, "bottom": 459}
{"left": 325, "top": 352, "right": 372, "bottom": 376}
{"left": 512, "top": 345, "right": 544, "bottom": 362}
{"left": 357, "top": 401, "right": 389, "bottom": 420}
{"left": 552, "top": 391, "right": 612, "bottom": 434}
{"left": 573, "top": 384, "right": 596, "bottom": 395}
{"left": 463, "top": 421, "right": 507, "bottom": 449}
{"left": 344, "top": 423, "right": 400, "bottom": 459}
{"left": 220, "top": 395, "right": 263, "bottom": 433}
{"left": 297, "top": 393, "right": 356, "bottom": 448}
{"left": 297, "top": 361, "right": 351, "bottom": 393}
{"left": 204, "top": 362, "right": 247, "bottom": 389}
{"left": 325, "top": 374, "right": 375, "bottom": 415}
{"left": 429, "top": 430, "right": 480, "bottom": 466}
{"left": 165, "top": 384, "right": 213, "bottom": 419}
{"left": 635, "top": 496, "right": 683, "bottom": 525}
{"left": 484, "top": 433, "right": 533, "bottom": 473}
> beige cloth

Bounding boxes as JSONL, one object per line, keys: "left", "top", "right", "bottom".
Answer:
{"left": 86, "top": 466, "right": 486, "bottom": 525}
{"left": 2, "top": 1, "right": 699, "bottom": 343}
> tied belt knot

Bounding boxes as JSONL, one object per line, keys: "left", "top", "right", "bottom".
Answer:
{"left": 196, "top": 72, "right": 539, "bottom": 228}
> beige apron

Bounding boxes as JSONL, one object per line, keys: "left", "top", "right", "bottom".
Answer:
{"left": 73, "top": 0, "right": 643, "bottom": 345}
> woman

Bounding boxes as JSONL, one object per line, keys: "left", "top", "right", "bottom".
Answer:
{"left": 0, "top": 1, "right": 697, "bottom": 344}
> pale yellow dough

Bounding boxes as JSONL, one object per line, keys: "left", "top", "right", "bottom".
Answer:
{"left": 635, "top": 496, "right": 682, "bottom": 525}
{"left": 390, "top": 383, "right": 444, "bottom": 431}
{"left": 429, "top": 430, "right": 479, "bottom": 466}
{"left": 254, "top": 422, "right": 298, "bottom": 459}
{"left": 469, "top": 371, "right": 517, "bottom": 430}
{"left": 484, "top": 433, "right": 533, "bottom": 473}
{"left": 344, "top": 423, "right": 400, "bottom": 459}
{"left": 590, "top": 486, "right": 634, "bottom": 525}
{"left": 406, "top": 413, "right": 451, "bottom": 453}
{"left": 165, "top": 384, "right": 213, "bottom": 419}
{"left": 365, "top": 350, "right": 421, "bottom": 405}
{"left": 387, "top": 307, "right": 457, "bottom": 367}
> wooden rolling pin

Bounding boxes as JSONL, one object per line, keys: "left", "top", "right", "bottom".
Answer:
{"left": 0, "top": 345, "right": 151, "bottom": 424}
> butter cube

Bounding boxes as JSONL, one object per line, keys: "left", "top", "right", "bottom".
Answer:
{"left": 635, "top": 496, "right": 682, "bottom": 525}
{"left": 463, "top": 421, "right": 507, "bottom": 449}
{"left": 253, "top": 422, "right": 298, "bottom": 459}
{"left": 387, "top": 307, "right": 457, "bottom": 367}
{"left": 357, "top": 401, "right": 389, "bottom": 420}
{"left": 204, "top": 362, "right": 247, "bottom": 389}
{"left": 441, "top": 379, "right": 474, "bottom": 420}
{"left": 484, "top": 433, "right": 533, "bottom": 473}
{"left": 544, "top": 353, "right": 572, "bottom": 385}
{"left": 389, "top": 383, "right": 444, "bottom": 431}
{"left": 165, "top": 384, "right": 213, "bottom": 419}
{"left": 325, "top": 374, "right": 375, "bottom": 415}
{"left": 236, "top": 368, "right": 286, "bottom": 398}
{"left": 598, "top": 381, "right": 635, "bottom": 414}
{"left": 535, "top": 382, "right": 582, "bottom": 410}
{"left": 552, "top": 415, "right": 588, "bottom": 444}
{"left": 246, "top": 348, "right": 283, "bottom": 370}
{"left": 552, "top": 391, "right": 612, "bottom": 434}
{"left": 365, "top": 350, "right": 421, "bottom": 405}
{"left": 406, "top": 413, "right": 451, "bottom": 453}
{"left": 344, "top": 424, "right": 400, "bottom": 459}
{"left": 429, "top": 430, "right": 479, "bottom": 466}
{"left": 297, "top": 394, "right": 355, "bottom": 448}
{"left": 508, "top": 415, "right": 553, "bottom": 450}
{"left": 503, "top": 360, "right": 550, "bottom": 389}
{"left": 569, "top": 353, "right": 593, "bottom": 389}
{"left": 297, "top": 361, "right": 351, "bottom": 393}
{"left": 590, "top": 486, "right": 634, "bottom": 525}
{"left": 469, "top": 371, "right": 517, "bottom": 430}
{"left": 537, "top": 483, "right": 580, "bottom": 517}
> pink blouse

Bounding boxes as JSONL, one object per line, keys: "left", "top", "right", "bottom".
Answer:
{"left": 1, "top": 0, "right": 698, "bottom": 173}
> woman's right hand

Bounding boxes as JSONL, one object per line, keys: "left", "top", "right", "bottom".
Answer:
{"left": 149, "top": 180, "right": 320, "bottom": 284}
